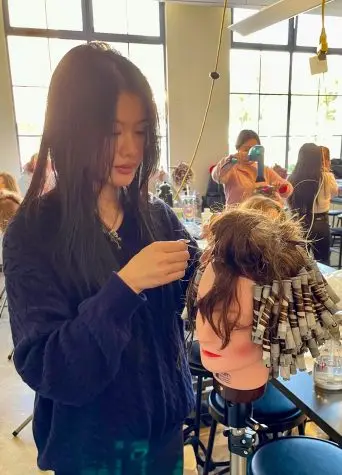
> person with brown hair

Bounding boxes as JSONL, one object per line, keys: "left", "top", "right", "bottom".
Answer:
{"left": 187, "top": 208, "right": 340, "bottom": 391}
{"left": 0, "top": 172, "right": 20, "bottom": 193}
{"left": 288, "top": 143, "right": 338, "bottom": 265}
{"left": 211, "top": 130, "right": 293, "bottom": 205}
{"left": 0, "top": 190, "right": 22, "bottom": 233}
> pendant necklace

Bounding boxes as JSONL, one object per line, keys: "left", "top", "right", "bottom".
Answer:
{"left": 101, "top": 212, "right": 122, "bottom": 250}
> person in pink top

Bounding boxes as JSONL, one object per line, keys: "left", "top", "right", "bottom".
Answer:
{"left": 211, "top": 130, "right": 293, "bottom": 205}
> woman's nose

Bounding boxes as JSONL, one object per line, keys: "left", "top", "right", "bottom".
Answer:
{"left": 119, "top": 132, "right": 139, "bottom": 158}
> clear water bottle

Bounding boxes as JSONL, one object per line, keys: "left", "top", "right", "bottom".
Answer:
{"left": 181, "top": 191, "right": 196, "bottom": 223}
{"left": 313, "top": 339, "right": 342, "bottom": 391}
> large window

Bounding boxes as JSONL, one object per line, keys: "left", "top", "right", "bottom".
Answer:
{"left": 230, "top": 8, "right": 342, "bottom": 171}
{"left": 3, "top": 0, "right": 167, "bottom": 168}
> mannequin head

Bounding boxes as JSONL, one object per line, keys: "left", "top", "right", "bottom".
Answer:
{"left": 193, "top": 209, "right": 306, "bottom": 347}
{"left": 188, "top": 208, "right": 340, "bottom": 388}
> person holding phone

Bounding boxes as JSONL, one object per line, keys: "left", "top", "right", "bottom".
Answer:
{"left": 211, "top": 129, "right": 293, "bottom": 205}
{"left": 4, "top": 43, "right": 198, "bottom": 475}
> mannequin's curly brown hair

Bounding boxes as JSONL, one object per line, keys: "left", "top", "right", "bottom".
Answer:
{"left": 187, "top": 208, "right": 308, "bottom": 348}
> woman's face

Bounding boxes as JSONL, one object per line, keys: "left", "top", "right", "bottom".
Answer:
{"left": 237, "top": 138, "right": 259, "bottom": 164}
{"left": 109, "top": 93, "right": 147, "bottom": 188}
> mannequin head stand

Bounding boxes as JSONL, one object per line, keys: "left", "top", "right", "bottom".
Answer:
{"left": 214, "top": 380, "right": 267, "bottom": 475}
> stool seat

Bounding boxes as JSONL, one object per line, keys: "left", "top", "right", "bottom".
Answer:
{"left": 250, "top": 436, "right": 342, "bottom": 475}
{"left": 331, "top": 227, "right": 342, "bottom": 236}
{"left": 209, "top": 383, "right": 305, "bottom": 434}
{"left": 328, "top": 210, "right": 341, "bottom": 216}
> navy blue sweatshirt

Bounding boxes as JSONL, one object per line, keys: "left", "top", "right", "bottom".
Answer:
{"left": 3, "top": 196, "right": 198, "bottom": 473}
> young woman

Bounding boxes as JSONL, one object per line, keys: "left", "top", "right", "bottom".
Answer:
{"left": 211, "top": 130, "right": 293, "bottom": 205}
{"left": 288, "top": 143, "right": 338, "bottom": 265}
{"left": 4, "top": 43, "right": 198, "bottom": 475}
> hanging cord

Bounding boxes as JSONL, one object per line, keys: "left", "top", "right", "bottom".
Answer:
{"left": 173, "top": 0, "right": 229, "bottom": 201}
{"left": 318, "top": 0, "right": 328, "bottom": 59}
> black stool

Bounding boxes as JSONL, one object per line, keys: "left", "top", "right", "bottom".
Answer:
{"left": 184, "top": 341, "right": 213, "bottom": 459}
{"left": 328, "top": 210, "right": 342, "bottom": 227}
{"left": 250, "top": 436, "right": 342, "bottom": 475}
{"left": 330, "top": 227, "right": 342, "bottom": 268}
{"left": 203, "top": 384, "right": 306, "bottom": 474}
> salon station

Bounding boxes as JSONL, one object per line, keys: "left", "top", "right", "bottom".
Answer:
{"left": 2, "top": 1, "right": 342, "bottom": 475}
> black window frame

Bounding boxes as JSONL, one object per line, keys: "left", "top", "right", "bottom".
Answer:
{"left": 2, "top": 0, "right": 168, "bottom": 168}
{"left": 230, "top": 8, "right": 342, "bottom": 167}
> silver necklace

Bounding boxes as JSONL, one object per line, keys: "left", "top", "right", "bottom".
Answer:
{"left": 100, "top": 212, "right": 122, "bottom": 250}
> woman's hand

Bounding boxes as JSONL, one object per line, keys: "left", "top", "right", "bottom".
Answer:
{"left": 118, "top": 241, "right": 190, "bottom": 294}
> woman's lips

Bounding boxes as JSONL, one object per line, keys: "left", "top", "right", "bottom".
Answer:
{"left": 202, "top": 349, "right": 221, "bottom": 358}
{"left": 115, "top": 166, "right": 135, "bottom": 175}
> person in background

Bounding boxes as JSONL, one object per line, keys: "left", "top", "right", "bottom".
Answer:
{"left": 4, "top": 43, "right": 197, "bottom": 475}
{"left": 211, "top": 129, "right": 293, "bottom": 205}
{"left": 19, "top": 153, "right": 55, "bottom": 196}
{"left": 0, "top": 190, "right": 21, "bottom": 233}
{"left": 239, "top": 195, "right": 287, "bottom": 220}
{"left": 0, "top": 172, "right": 20, "bottom": 194}
{"left": 288, "top": 143, "right": 338, "bottom": 265}
{"left": 273, "top": 163, "right": 288, "bottom": 179}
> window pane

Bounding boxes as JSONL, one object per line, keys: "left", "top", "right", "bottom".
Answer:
{"left": 318, "top": 56, "right": 342, "bottom": 96}
{"left": 13, "top": 87, "right": 48, "bottom": 136}
{"left": 320, "top": 136, "right": 341, "bottom": 160}
{"left": 8, "top": 0, "right": 46, "bottom": 28}
{"left": 232, "top": 8, "right": 289, "bottom": 45}
{"left": 318, "top": 95, "right": 342, "bottom": 136}
{"left": 107, "top": 42, "right": 129, "bottom": 58}
{"left": 229, "top": 94, "right": 259, "bottom": 143}
{"left": 259, "top": 136, "right": 287, "bottom": 168}
{"left": 8, "top": 0, "right": 82, "bottom": 30}
{"left": 127, "top": 0, "right": 160, "bottom": 36}
{"left": 93, "top": 0, "right": 128, "bottom": 34}
{"left": 260, "top": 51, "right": 289, "bottom": 94}
{"left": 290, "top": 96, "right": 320, "bottom": 136}
{"left": 18, "top": 136, "right": 42, "bottom": 168}
{"left": 46, "top": 0, "right": 83, "bottom": 30}
{"left": 159, "top": 136, "right": 168, "bottom": 170}
{"left": 7, "top": 36, "right": 51, "bottom": 87}
{"left": 129, "top": 44, "right": 166, "bottom": 126}
{"left": 291, "top": 53, "right": 320, "bottom": 95}
{"left": 49, "top": 39, "right": 85, "bottom": 72}
{"left": 297, "top": 14, "right": 342, "bottom": 49}
{"left": 259, "top": 95, "right": 288, "bottom": 136}
{"left": 230, "top": 49, "right": 260, "bottom": 94}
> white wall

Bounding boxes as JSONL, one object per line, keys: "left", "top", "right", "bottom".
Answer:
{"left": 165, "top": 3, "right": 230, "bottom": 194}
{"left": 0, "top": 1, "right": 20, "bottom": 178}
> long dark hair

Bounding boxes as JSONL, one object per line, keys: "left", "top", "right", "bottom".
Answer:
{"left": 23, "top": 42, "right": 161, "bottom": 294}
{"left": 187, "top": 209, "right": 306, "bottom": 348}
{"left": 288, "top": 143, "right": 322, "bottom": 217}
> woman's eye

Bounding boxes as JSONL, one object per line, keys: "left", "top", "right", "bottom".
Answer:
{"left": 135, "top": 130, "right": 146, "bottom": 136}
